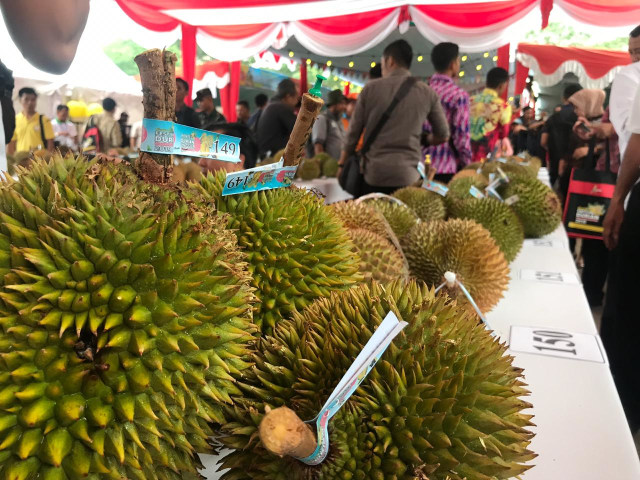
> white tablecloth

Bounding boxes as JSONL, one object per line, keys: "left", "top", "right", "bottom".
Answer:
{"left": 294, "top": 177, "right": 352, "bottom": 204}
{"left": 202, "top": 169, "right": 640, "bottom": 479}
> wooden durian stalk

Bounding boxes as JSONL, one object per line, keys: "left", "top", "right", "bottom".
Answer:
{"left": 134, "top": 48, "right": 177, "bottom": 183}
{"left": 283, "top": 78, "right": 325, "bottom": 167}
{"left": 259, "top": 406, "right": 317, "bottom": 458}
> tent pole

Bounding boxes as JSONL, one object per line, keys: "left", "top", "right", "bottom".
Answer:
{"left": 180, "top": 23, "right": 196, "bottom": 107}
{"left": 300, "top": 58, "right": 308, "bottom": 95}
{"left": 497, "top": 43, "right": 510, "bottom": 100}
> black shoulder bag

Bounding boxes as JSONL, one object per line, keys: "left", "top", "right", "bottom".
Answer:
{"left": 38, "top": 114, "right": 47, "bottom": 149}
{"left": 339, "top": 76, "right": 417, "bottom": 197}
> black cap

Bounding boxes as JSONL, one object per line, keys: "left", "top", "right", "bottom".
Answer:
{"left": 195, "top": 88, "right": 213, "bottom": 101}
{"left": 327, "top": 89, "right": 346, "bottom": 107}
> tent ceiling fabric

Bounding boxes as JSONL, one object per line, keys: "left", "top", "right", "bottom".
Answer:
{"left": 116, "top": 1, "right": 640, "bottom": 62}
{"left": 516, "top": 42, "right": 631, "bottom": 89}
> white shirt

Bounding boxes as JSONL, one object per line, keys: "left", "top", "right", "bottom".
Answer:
{"left": 630, "top": 84, "right": 640, "bottom": 134}
{"left": 610, "top": 61, "right": 640, "bottom": 157}
{"left": 52, "top": 119, "right": 77, "bottom": 150}
{"left": 130, "top": 120, "right": 143, "bottom": 149}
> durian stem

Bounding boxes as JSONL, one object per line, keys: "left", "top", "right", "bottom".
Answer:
{"left": 259, "top": 406, "right": 317, "bottom": 458}
{"left": 134, "top": 48, "right": 177, "bottom": 183}
{"left": 283, "top": 93, "right": 324, "bottom": 167}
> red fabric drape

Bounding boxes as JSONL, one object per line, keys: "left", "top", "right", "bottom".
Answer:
{"left": 219, "top": 61, "right": 242, "bottom": 122}
{"left": 300, "top": 59, "right": 308, "bottom": 95}
{"left": 541, "top": 0, "right": 554, "bottom": 28}
{"left": 344, "top": 82, "right": 350, "bottom": 96}
{"left": 199, "top": 23, "right": 273, "bottom": 39}
{"left": 413, "top": 0, "right": 536, "bottom": 28}
{"left": 497, "top": 44, "right": 510, "bottom": 100}
{"left": 181, "top": 24, "right": 197, "bottom": 107}
{"left": 515, "top": 61, "right": 530, "bottom": 97}
{"left": 518, "top": 43, "right": 630, "bottom": 80}
{"left": 114, "top": 0, "right": 179, "bottom": 31}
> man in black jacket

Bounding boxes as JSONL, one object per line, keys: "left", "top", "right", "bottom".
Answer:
{"left": 256, "top": 79, "right": 298, "bottom": 157}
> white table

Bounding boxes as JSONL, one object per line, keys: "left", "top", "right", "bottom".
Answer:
{"left": 294, "top": 177, "right": 352, "bottom": 204}
{"left": 202, "top": 169, "right": 640, "bottom": 479}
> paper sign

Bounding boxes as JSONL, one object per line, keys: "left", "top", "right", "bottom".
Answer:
{"left": 496, "top": 157, "right": 508, "bottom": 163}
{"left": 509, "top": 326, "right": 607, "bottom": 364}
{"left": 524, "top": 239, "right": 565, "bottom": 249}
{"left": 417, "top": 162, "right": 426, "bottom": 179}
{"left": 141, "top": 118, "right": 241, "bottom": 162}
{"left": 469, "top": 185, "right": 485, "bottom": 198}
{"left": 423, "top": 180, "right": 448, "bottom": 197}
{"left": 505, "top": 195, "right": 519, "bottom": 206}
{"left": 519, "top": 269, "right": 581, "bottom": 285}
{"left": 222, "top": 159, "right": 297, "bottom": 196}
{"left": 297, "top": 311, "right": 407, "bottom": 465}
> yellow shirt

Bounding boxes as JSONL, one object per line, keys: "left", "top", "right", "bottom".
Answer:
{"left": 11, "top": 112, "right": 54, "bottom": 152}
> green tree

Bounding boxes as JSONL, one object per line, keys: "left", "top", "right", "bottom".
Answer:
{"left": 524, "top": 22, "right": 628, "bottom": 50}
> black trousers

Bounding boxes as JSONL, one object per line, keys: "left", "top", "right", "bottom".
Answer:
{"left": 601, "top": 183, "right": 640, "bottom": 432}
{"left": 581, "top": 238, "right": 609, "bottom": 307}
{"left": 433, "top": 173, "right": 454, "bottom": 184}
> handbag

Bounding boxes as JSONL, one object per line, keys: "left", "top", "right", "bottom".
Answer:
{"left": 339, "top": 76, "right": 418, "bottom": 197}
{"left": 562, "top": 137, "right": 617, "bottom": 240}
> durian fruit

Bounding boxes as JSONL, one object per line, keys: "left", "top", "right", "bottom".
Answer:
{"left": 365, "top": 198, "right": 419, "bottom": 239}
{"left": 499, "top": 175, "right": 562, "bottom": 238}
{"left": 346, "top": 229, "right": 408, "bottom": 282}
{"left": 402, "top": 219, "right": 510, "bottom": 312}
{"left": 0, "top": 156, "right": 257, "bottom": 479}
{"left": 298, "top": 158, "right": 321, "bottom": 180}
{"left": 462, "top": 161, "right": 485, "bottom": 172}
{"left": 172, "top": 160, "right": 202, "bottom": 184}
{"left": 392, "top": 186, "right": 446, "bottom": 222}
{"left": 321, "top": 157, "right": 339, "bottom": 177}
{"left": 330, "top": 201, "right": 395, "bottom": 242}
{"left": 448, "top": 197, "right": 524, "bottom": 262}
{"left": 450, "top": 168, "right": 482, "bottom": 182}
{"left": 218, "top": 281, "right": 535, "bottom": 480}
{"left": 197, "top": 171, "right": 362, "bottom": 333}
{"left": 312, "top": 152, "right": 333, "bottom": 167}
{"left": 446, "top": 175, "right": 489, "bottom": 203}
{"left": 481, "top": 161, "right": 533, "bottom": 179}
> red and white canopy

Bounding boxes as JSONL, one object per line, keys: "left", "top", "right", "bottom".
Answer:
{"left": 516, "top": 42, "right": 631, "bottom": 91}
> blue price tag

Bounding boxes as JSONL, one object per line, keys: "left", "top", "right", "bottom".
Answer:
{"left": 423, "top": 180, "right": 448, "bottom": 197}
{"left": 469, "top": 185, "right": 485, "bottom": 198}
{"left": 222, "top": 160, "right": 297, "bottom": 196}
{"left": 141, "top": 118, "right": 241, "bottom": 163}
{"left": 296, "top": 311, "right": 407, "bottom": 465}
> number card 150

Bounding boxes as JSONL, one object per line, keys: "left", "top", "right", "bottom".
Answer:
{"left": 509, "top": 326, "right": 607, "bottom": 364}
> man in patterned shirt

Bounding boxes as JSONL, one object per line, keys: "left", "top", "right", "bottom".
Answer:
{"left": 423, "top": 42, "right": 471, "bottom": 183}
{"left": 470, "top": 67, "right": 512, "bottom": 162}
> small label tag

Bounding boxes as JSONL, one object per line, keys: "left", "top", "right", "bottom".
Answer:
{"left": 519, "top": 269, "right": 581, "bottom": 285}
{"left": 297, "top": 311, "right": 407, "bottom": 465}
{"left": 505, "top": 195, "right": 519, "bottom": 206}
{"left": 222, "top": 159, "right": 297, "bottom": 196}
{"left": 469, "top": 185, "right": 485, "bottom": 198}
{"left": 524, "top": 239, "right": 565, "bottom": 249}
{"left": 496, "top": 157, "right": 508, "bottom": 163}
{"left": 417, "top": 163, "right": 426, "bottom": 179}
{"left": 141, "top": 118, "right": 241, "bottom": 162}
{"left": 509, "top": 326, "right": 606, "bottom": 364}
{"left": 423, "top": 180, "right": 448, "bottom": 197}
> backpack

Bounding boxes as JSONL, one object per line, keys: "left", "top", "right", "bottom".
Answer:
{"left": 82, "top": 116, "right": 102, "bottom": 153}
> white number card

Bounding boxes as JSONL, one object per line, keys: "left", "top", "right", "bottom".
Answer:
{"left": 509, "top": 326, "right": 607, "bottom": 364}
{"left": 519, "top": 269, "right": 580, "bottom": 285}
{"left": 523, "top": 239, "right": 565, "bottom": 249}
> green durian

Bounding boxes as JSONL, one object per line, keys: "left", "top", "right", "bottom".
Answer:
{"left": 446, "top": 175, "right": 489, "bottom": 203}
{"left": 402, "top": 219, "right": 510, "bottom": 312}
{"left": 481, "top": 161, "right": 533, "bottom": 179}
{"left": 0, "top": 155, "right": 257, "bottom": 479}
{"left": 218, "top": 281, "right": 535, "bottom": 480}
{"left": 321, "top": 157, "right": 339, "bottom": 177}
{"left": 498, "top": 175, "right": 562, "bottom": 238}
{"left": 330, "top": 201, "right": 397, "bottom": 244}
{"left": 392, "top": 186, "right": 446, "bottom": 222}
{"left": 298, "top": 158, "right": 321, "bottom": 180}
{"left": 447, "top": 197, "right": 524, "bottom": 262}
{"left": 365, "top": 198, "right": 419, "bottom": 238}
{"left": 196, "top": 171, "right": 362, "bottom": 333}
{"left": 346, "top": 228, "right": 408, "bottom": 282}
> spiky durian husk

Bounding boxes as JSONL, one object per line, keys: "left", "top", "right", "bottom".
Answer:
{"left": 346, "top": 229, "right": 408, "bottom": 282}
{"left": 392, "top": 186, "right": 446, "bottom": 222}
{"left": 446, "top": 175, "right": 489, "bottom": 204}
{"left": 218, "top": 281, "right": 535, "bottom": 480}
{"left": 321, "top": 158, "right": 339, "bottom": 177}
{"left": 299, "top": 159, "right": 321, "bottom": 180}
{"left": 402, "top": 219, "right": 509, "bottom": 312}
{"left": 481, "top": 162, "right": 533, "bottom": 179}
{"left": 0, "top": 156, "right": 257, "bottom": 479}
{"left": 365, "top": 199, "right": 419, "bottom": 239}
{"left": 447, "top": 197, "right": 524, "bottom": 262}
{"left": 196, "top": 172, "right": 362, "bottom": 333}
{"left": 451, "top": 168, "right": 483, "bottom": 182}
{"left": 498, "top": 176, "right": 562, "bottom": 238}
{"left": 330, "top": 201, "right": 393, "bottom": 241}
